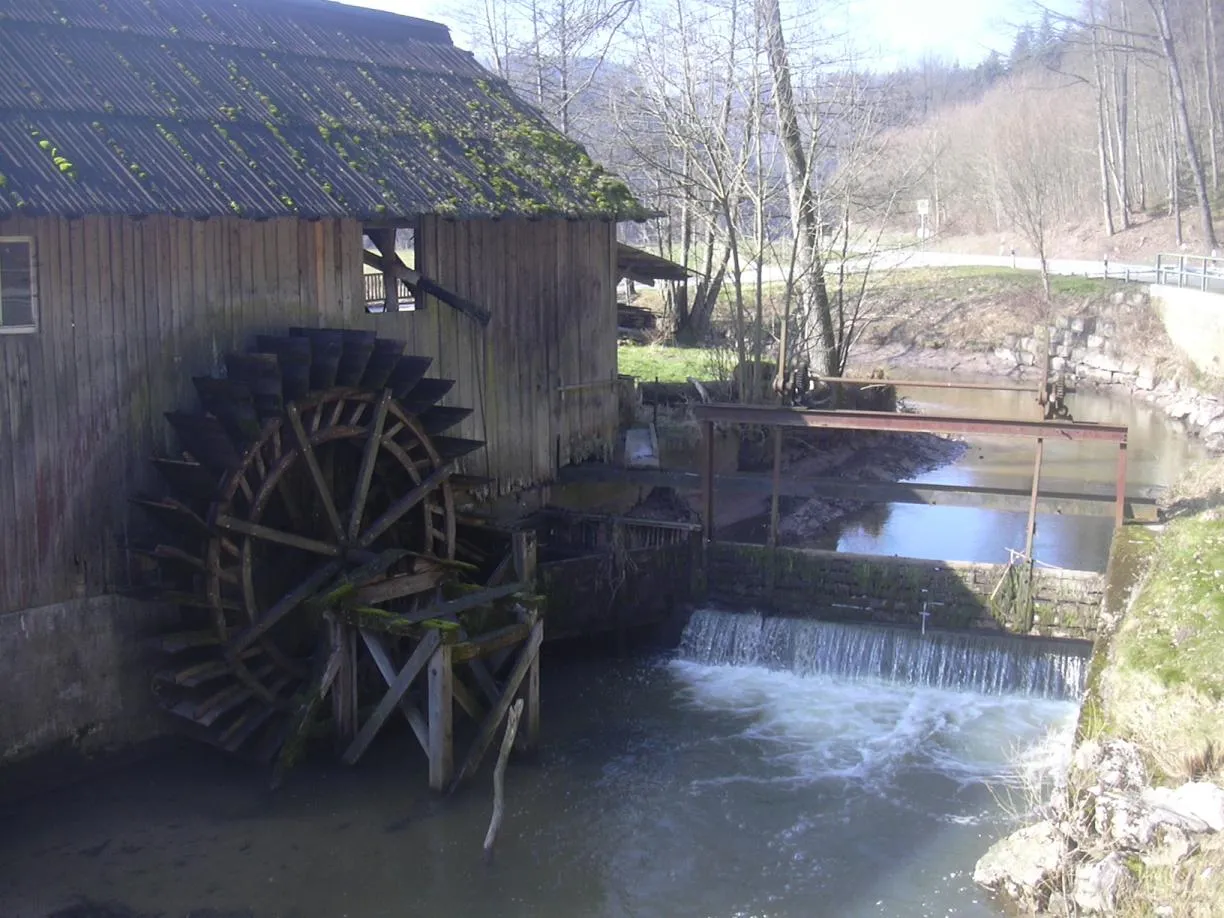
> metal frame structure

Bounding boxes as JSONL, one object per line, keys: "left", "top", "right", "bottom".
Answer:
{"left": 692, "top": 403, "right": 1130, "bottom": 550}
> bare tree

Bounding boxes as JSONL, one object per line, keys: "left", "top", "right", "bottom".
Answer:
{"left": 1144, "top": 0, "right": 1218, "bottom": 249}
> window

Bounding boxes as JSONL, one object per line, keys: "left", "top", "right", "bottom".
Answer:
{"left": 0, "top": 237, "right": 37, "bottom": 333}
{"left": 362, "top": 226, "right": 418, "bottom": 314}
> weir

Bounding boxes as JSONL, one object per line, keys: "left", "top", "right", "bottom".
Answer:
{"left": 679, "top": 607, "right": 1090, "bottom": 701}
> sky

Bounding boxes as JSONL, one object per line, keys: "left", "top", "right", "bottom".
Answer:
{"left": 337, "top": 0, "right": 1046, "bottom": 70}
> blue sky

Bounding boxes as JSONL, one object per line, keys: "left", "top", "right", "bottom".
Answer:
{"left": 340, "top": 0, "right": 1040, "bottom": 69}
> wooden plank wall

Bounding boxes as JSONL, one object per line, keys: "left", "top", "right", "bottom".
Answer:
{"left": 0, "top": 213, "right": 617, "bottom": 617}
{"left": 415, "top": 217, "right": 618, "bottom": 492}
{"left": 0, "top": 214, "right": 365, "bottom": 617}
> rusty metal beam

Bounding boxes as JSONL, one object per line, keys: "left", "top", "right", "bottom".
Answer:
{"left": 692, "top": 404, "right": 1128, "bottom": 443}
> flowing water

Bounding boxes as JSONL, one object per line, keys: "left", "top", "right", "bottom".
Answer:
{"left": 822, "top": 381, "right": 1205, "bottom": 570}
{"left": 0, "top": 610, "right": 1083, "bottom": 918}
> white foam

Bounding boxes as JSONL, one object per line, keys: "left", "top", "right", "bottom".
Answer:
{"left": 670, "top": 659, "right": 1078, "bottom": 792}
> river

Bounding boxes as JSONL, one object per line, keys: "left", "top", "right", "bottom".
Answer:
{"left": 821, "top": 381, "right": 1204, "bottom": 571}
{"left": 1, "top": 383, "right": 1193, "bottom": 918}
{"left": 1, "top": 610, "right": 1083, "bottom": 918}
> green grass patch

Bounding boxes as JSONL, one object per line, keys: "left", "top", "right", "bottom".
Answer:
{"left": 617, "top": 343, "right": 721, "bottom": 382}
{"left": 1115, "top": 517, "right": 1224, "bottom": 700}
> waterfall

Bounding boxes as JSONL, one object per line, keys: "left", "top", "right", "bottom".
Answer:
{"left": 678, "top": 608, "right": 1089, "bottom": 700}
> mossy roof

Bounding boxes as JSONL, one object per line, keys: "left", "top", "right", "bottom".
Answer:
{"left": 0, "top": 0, "right": 650, "bottom": 221}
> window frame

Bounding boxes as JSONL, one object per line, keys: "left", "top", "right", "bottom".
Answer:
{"left": 0, "top": 235, "right": 39, "bottom": 335}
{"left": 362, "top": 224, "right": 419, "bottom": 315}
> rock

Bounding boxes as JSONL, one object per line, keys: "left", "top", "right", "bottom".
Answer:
{"left": 1087, "top": 333, "right": 1106, "bottom": 350}
{"left": 1142, "top": 824, "right": 1197, "bottom": 868}
{"left": 1073, "top": 853, "right": 1134, "bottom": 915}
{"left": 1052, "top": 356, "right": 1069, "bottom": 372}
{"left": 1143, "top": 781, "right": 1224, "bottom": 833}
{"left": 1003, "top": 333, "right": 1019, "bottom": 348}
{"left": 1056, "top": 315, "right": 1072, "bottom": 329}
{"left": 1095, "top": 790, "right": 1153, "bottom": 848}
{"left": 1071, "top": 317, "right": 1086, "bottom": 333}
{"left": 993, "top": 347, "right": 1020, "bottom": 365}
{"left": 1128, "top": 291, "right": 1149, "bottom": 307}
{"left": 1135, "top": 374, "right": 1156, "bottom": 391}
{"left": 974, "top": 820, "right": 1067, "bottom": 900}
{"left": 1077, "top": 739, "right": 1148, "bottom": 791}
{"left": 1112, "top": 290, "right": 1127, "bottom": 305}
{"left": 1047, "top": 891, "right": 1073, "bottom": 916}
{"left": 1167, "top": 400, "right": 1196, "bottom": 421}
{"left": 1057, "top": 344, "right": 1072, "bottom": 358}
{"left": 1020, "top": 350, "right": 1038, "bottom": 367}
{"left": 1082, "top": 351, "right": 1125, "bottom": 374}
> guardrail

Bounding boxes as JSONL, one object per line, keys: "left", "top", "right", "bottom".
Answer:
{"left": 1154, "top": 253, "right": 1224, "bottom": 292}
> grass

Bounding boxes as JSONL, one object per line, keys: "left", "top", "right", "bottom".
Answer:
{"left": 617, "top": 343, "right": 722, "bottom": 383}
{"left": 1116, "top": 518, "right": 1224, "bottom": 700}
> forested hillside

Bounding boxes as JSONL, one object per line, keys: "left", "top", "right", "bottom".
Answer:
{"left": 443, "top": 0, "right": 1221, "bottom": 371}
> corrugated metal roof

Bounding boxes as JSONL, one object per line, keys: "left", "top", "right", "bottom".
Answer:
{"left": 0, "top": 0, "right": 648, "bottom": 220}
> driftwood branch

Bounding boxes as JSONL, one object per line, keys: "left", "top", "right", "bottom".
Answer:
{"left": 482, "top": 697, "right": 524, "bottom": 865}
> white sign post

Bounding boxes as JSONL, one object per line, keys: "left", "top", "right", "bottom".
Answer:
{"left": 916, "top": 199, "right": 930, "bottom": 239}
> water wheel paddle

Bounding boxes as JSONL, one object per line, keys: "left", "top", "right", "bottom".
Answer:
{"left": 133, "top": 328, "right": 488, "bottom": 761}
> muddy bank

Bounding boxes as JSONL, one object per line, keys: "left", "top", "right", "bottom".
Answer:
{"left": 714, "top": 426, "right": 967, "bottom": 544}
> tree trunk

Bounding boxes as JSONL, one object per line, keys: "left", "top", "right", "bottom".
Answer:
{"left": 1148, "top": 0, "right": 1218, "bottom": 250}
{"left": 757, "top": 0, "right": 837, "bottom": 377}
{"left": 1092, "top": 13, "right": 1116, "bottom": 236}
{"left": 1207, "top": 0, "right": 1220, "bottom": 192}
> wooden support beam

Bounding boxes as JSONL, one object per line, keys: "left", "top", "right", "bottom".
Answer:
{"left": 360, "top": 248, "right": 491, "bottom": 326}
{"left": 449, "top": 621, "right": 543, "bottom": 793}
{"left": 452, "top": 622, "right": 532, "bottom": 664}
{"left": 428, "top": 643, "right": 454, "bottom": 792}
{"left": 451, "top": 674, "right": 485, "bottom": 721}
{"left": 330, "top": 617, "right": 358, "bottom": 750}
{"left": 522, "top": 639, "right": 540, "bottom": 753}
{"left": 512, "top": 530, "right": 538, "bottom": 588}
{"left": 357, "top": 629, "right": 429, "bottom": 754}
{"left": 1116, "top": 441, "right": 1128, "bottom": 531}
{"left": 354, "top": 568, "right": 448, "bottom": 604}
{"left": 342, "top": 630, "right": 441, "bottom": 765}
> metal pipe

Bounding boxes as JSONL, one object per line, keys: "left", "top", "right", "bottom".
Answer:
{"left": 1116, "top": 442, "right": 1129, "bottom": 530}
{"left": 814, "top": 376, "right": 1039, "bottom": 394}
{"left": 768, "top": 427, "right": 783, "bottom": 548}
{"left": 1024, "top": 438, "right": 1045, "bottom": 560}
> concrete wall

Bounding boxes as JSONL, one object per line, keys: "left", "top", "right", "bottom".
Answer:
{"left": 1150, "top": 284, "right": 1224, "bottom": 378}
{"left": 707, "top": 543, "right": 1104, "bottom": 640}
{"left": 0, "top": 595, "right": 178, "bottom": 766}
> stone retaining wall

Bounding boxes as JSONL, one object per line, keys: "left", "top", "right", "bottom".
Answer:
{"left": 990, "top": 287, "right": 1224, "bottom": 450}
{"left": 707, "top": 543, "right": 1105, "bottom": 639}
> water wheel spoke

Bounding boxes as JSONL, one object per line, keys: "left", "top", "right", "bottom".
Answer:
{"left": 286, "top": 402, "right": 346, "bottom": 543}
{"left": 215, "top": 514, "right": 344, "bottom": 558}
{"left": 228, "top": 559, "right": 345, "bottom": 657}
{"left": 357, "top": 463, "right": 453, "bottom": 549}
{"left": 347, "top": 389, "right": 391, "bottom": 540}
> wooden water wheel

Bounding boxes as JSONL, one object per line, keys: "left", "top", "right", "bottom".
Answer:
{"left": 131, "top": 327, "right": 493, "bottom": 763}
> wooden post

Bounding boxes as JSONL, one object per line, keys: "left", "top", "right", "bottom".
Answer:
{"left": 1115, "top": 441, "right": 1128, "bottom": 530}
{"left": 330, "top": 616, "right": 358, "bottom": 750}
{"left": 512, "top": 530, "right": 537, "bottom": 587}
{"left": 1024, "top": 438, "right": 1045, "bottom": 561}
{"left": 522, "top": 631, "right": 541, "bottom": 752}
{"left": 701, "top": 420, "right": 715, "bottom": 544}
{"left": 428, "top": 643, "right": 454, "bottom": 792}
